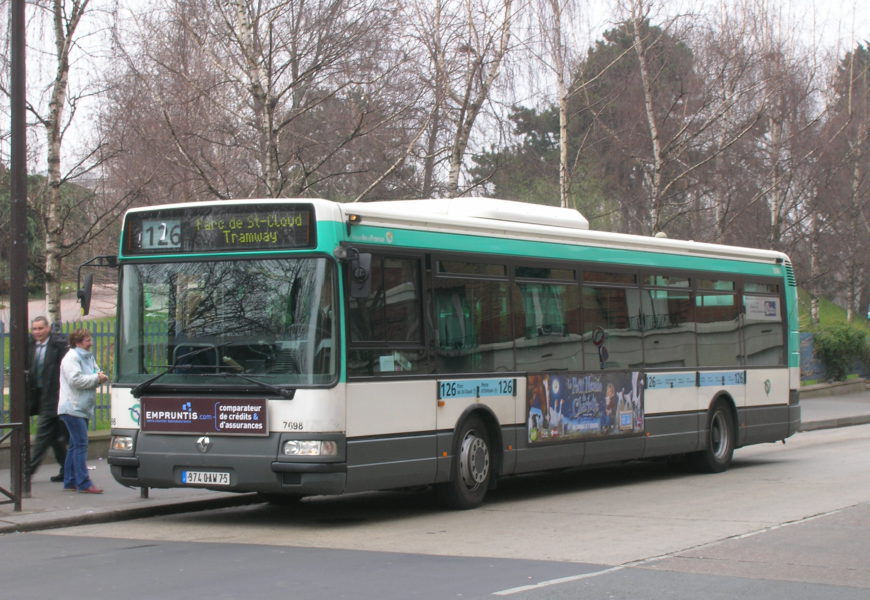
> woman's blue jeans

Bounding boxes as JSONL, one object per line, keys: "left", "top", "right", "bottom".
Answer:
{"left": 59, "top": 414, "right": 93, "bottom": 491}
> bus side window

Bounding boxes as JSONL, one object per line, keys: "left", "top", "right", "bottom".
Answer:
{"left": 435, "top": 289, "right": 475, "bottom": 349}
{"left": 696, "top": 293, "right": 741, "bottom": 366}
{"left": 517, "top": 284, "right": 567, "bottom": 337}
{"left": 641, "top": 289, "right": 695, "bottom": 368}
{"left": 743, "top": 293, "right": 784, "bottom": 366}
{"left": 432, "top": 277, "right": 512, "bottom": 373}
{"left": 581, "top": 285, "right": 642, "bottom": 369}
{"left": 513, "top": 282, "right": 582, "bottom": 372}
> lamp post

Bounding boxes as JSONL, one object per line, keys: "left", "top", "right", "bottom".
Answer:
{"left": 9, "top": 0, "right": 30, "bottom": 508}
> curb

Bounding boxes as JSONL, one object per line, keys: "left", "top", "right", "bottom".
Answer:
{"left": 0, "top": 492, "right": 260, "bottom": 535}
{"left": 799, "top": 379, "right": 868, "bottom": 400}
{"left": 799, "top": 414, "right": 870, "bottom": 432}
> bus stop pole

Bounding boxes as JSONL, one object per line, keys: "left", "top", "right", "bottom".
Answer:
{"left": 9, "top": 0, "right": 31, "bottom": 507}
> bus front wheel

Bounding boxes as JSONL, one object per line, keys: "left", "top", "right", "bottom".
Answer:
{"left": 437, "top": 416, "right": 492, "bottom": 510}
{"left": 690, "top": 401, "right": 735, "bottom": 473}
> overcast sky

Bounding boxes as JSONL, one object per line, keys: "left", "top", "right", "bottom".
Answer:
{"left": 593, "top": 0, "right": 870, "bottom": 53}
{"left": 5, "top": 0, "right": 868, "bottom": 173}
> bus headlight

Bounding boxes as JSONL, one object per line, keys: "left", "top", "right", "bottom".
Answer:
{"left": 282, "top": 440, "right": 338, "bottom": 457}
{"left": 111, "top": 435, "right": 134, "bottom": 451}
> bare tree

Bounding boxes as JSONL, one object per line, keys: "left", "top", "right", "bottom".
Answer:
{"left": 689, "top": 1, "right": 785, "bottom": 245}
{"left": 840, "top": 46, "right": 869, "bottom": 321}
{"left": 550, "top": 0, "right": 570, "bottom": 209}
{"left": 401, "top": 0, "right": 452, "bottom": 197}
{"left": 820, "top": 43, "right": 870, "bottom": 321}
{"left": 447, "top": 0, "right": 515, "bottom": 197}
{"left": 110, "top": 0, "right": 422, "bottom": 203}
{"left": 11, "top": 0, "right": 133, "bottom": 322}
{"left": 530, "top": 0, "right": 577, "bottom": 208}
{"left": 405, "top": 0, "right": 517, "bottom": 198}
{"left": 38, "top": 0, "right": 91, "bottom": 322}
{"left": 608, "top": 0, "right": 775, "bottom": 237}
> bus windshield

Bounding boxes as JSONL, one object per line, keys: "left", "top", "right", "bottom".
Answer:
{"left": 117, "top": 257, "right": 336, "bottom": 388}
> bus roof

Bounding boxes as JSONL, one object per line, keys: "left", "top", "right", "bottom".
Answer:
{"left": 338, "top": 198, "right": 790, "bottom": 266}
{"left": 123, "top": 197, "right": 789, "bottom": 266}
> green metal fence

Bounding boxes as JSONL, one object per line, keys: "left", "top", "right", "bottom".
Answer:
{"left": 1, "top": 320, "right": 115, "bottom": 430}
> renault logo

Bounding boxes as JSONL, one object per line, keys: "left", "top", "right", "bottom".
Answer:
{"left": 196, "top": 436, "right": 212, "bottom": 453}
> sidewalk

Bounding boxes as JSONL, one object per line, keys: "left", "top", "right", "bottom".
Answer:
{"left": 0, "top": 284, "right": 117, "bottom": 324}
{"left": 0, "top": 458, "right": 259, "bottom": 534}
{"left": 2, "top": 388, "right": 870, "bottom": 534}
{"left": 799, "top": 389, "right": 870, "bottom": 430}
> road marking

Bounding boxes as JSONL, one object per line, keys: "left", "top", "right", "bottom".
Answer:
{"left": 493, "top": 565, "right": 626, "bottom": 596}
{"left": 493, "top": 505, "right": 852, "bottom": 596}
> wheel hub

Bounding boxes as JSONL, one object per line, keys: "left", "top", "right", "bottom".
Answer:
{"left": 459, "top": 433, "right": 490, "bottom": 488}
{"left": 711, "top": 412, "right": 728, "bottom": 459}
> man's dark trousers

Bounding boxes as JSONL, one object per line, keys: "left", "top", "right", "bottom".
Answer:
{"left": 27, "top": 332, "right": 69, "bottom": 476}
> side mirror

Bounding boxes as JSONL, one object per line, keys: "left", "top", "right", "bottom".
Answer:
{"left": 334, "top": 246, "right": 372, "bottom": 299}
{"left": 350, "top": 252, "right": 372, "bottom": 299}
{"left": 76, "top": 255, "right": 118, "bottom": 316}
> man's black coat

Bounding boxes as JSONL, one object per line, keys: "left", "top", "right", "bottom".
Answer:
{"left": 26, "top": 332, "right": 69, "bottom": 417}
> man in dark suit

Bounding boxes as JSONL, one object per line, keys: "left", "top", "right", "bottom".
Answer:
{"left": 26, "top": 316, "right": 69, "bottom": 481}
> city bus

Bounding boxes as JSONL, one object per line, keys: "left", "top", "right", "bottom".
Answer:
{"left": 99, "top": 197, "right": 800, "bottom": 509}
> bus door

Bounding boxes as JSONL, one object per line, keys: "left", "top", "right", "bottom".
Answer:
{"left": 344, "top": 253, "right": 436, "bottom": 490}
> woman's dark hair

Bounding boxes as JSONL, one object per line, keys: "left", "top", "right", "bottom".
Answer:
{"left": 68, "top": 329, "right": 91, "bottom": 348}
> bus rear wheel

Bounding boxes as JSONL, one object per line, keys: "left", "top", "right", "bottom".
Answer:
{"left": 437, "top": 416, "right": 492, "bottom": 510}
{"left": 690, "top": 401, "right": 735, "bottom": 473}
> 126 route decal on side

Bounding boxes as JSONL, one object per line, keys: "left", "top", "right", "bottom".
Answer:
{"left": 437, "top": 378, "right": 516, "bottom": 400}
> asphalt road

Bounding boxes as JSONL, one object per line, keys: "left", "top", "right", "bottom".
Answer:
{"left": 3, "top": 424, "right": 869, "bottom": 599}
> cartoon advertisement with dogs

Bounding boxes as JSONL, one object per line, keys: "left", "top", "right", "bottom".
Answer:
{"left": 527, "top": 372, "right": 644, "bottom": 444}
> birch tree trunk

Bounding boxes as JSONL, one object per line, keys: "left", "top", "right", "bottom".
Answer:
{"left": 548, "top": 0, "right": 570, "bottom": 209}
{"left": 420, "top": 0, "right": 447, "bottom": 198}
{"left": 766, "top": 113, "right": 787, "bottom": 248}
{"left": 230, "top": 0, "right": 280, "bottom": 196}
{"left": 809, "top": 211, "right": 821, "bottom": 324}
{"left": 626, "top": 1, "right": 664, "bottom": 233}
{"left": 43, "top": 0, "right": 90, "bottom": 324}
{"left": 846, "top": 144, "right": 866, "bottom": 322}
{"left": 422, "top": 104, "right": 442, "bottom": 197}
{"left": 559, "top": 80, "right": 569, "bottom": 208}
{"left": 445, "top": 0, "right": 514, "bottom": 197}
{"left": 845, "top": 51, "right": 868, "bottom": 321}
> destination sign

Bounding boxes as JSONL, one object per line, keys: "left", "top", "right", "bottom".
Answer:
{"left": 123, "top": 204, "right": 315, "bottom": 254}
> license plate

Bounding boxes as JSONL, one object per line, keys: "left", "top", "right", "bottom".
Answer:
{"left": 181, "top": 470, "right": 231, "bottom": 486}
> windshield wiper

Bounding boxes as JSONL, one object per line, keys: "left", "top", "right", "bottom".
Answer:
{"left": 130, "top": 369, "right": 171, "bottom": 398}
{"left": 130, "top": 344, "right": 228, "bottom": 397}
{"left": 215, "top": 372, "right": 296, "bottom": 399}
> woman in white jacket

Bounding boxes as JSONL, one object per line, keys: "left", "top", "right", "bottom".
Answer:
{"left": 57, "top": 329, "right": 109, "bottom": 493}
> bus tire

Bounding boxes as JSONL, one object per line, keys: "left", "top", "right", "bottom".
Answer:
{"left": 690, "top": 401, "right": 735, "bottom": 473}
{"left": 437, "top": 415, "right": 492, "bottom": 510}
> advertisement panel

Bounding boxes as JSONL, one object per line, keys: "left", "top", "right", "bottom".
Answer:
{"left": 527, "top": 372, "right": 644, "bottom": 444}
{"left": 140, "top": 397, "right": 268, "bottom": 435}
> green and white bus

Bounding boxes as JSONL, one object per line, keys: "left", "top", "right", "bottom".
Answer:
{"left": 103, "top": 198, "right": 800, "bottom": 508}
